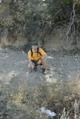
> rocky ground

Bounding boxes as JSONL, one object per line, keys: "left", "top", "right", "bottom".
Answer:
{"left": 0, "top": 48, "right": 80, "bottom": 119}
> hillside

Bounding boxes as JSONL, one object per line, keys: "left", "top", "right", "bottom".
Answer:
{"left": 0, "top": 1, "right": 80, "bottom": 119}
{"left": 0, "top": 0, "right": 80, "bottom": 51}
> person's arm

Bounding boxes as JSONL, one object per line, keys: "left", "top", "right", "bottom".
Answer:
{"left": 39, "top": 48, "right": 48, "bottom": 70}
{"left": 27, "top": 50, "right": 32, "bottom": 61}
{"left": 39, "top": 48, "right": 47, "bottom": 59}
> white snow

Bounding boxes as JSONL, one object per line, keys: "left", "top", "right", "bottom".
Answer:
{"left": 40, "top": 107, "right": 56, "bottom": 117}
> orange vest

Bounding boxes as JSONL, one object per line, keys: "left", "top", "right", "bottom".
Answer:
{"left": 27, "top": 48, "right": 46, "bottom": 61}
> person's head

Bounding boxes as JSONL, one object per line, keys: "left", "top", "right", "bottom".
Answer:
{"left": 32, "top": 43, "right": 38, "bottom": 52}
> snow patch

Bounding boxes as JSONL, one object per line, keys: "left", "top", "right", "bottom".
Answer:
{"left": 8, "top": 71, "right": 19, "bottom": 79}
{"left": 0, "top": 71, "right": 19, "bottom": 85}
{"left": 45, "top": 74, "right": 57, "bottom": 83}
{"left": 40, "top": 107, "right": 56, "bottom": 117}
{"left": 45, "top": 68, "right": 57, "bottom": 83}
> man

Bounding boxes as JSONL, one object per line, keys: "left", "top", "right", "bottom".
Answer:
{"left": 27, "top": 43, "right": 48, "bottom": 73}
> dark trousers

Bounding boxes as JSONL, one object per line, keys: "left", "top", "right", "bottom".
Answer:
{"left": 31, "top": 60, "right": 42, "bottom": 67}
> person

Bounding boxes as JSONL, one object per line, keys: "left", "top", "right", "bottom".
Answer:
{"left": 27, "top": 43, "right": 48, "bottom": 73}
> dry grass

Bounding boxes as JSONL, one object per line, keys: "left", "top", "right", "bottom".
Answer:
{"left": 0, "top": 72, "right": 80, "bottom": 119}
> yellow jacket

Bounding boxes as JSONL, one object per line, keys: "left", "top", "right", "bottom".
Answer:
{"left": 27, "top": 48, "right": 46, "bottom": 61}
